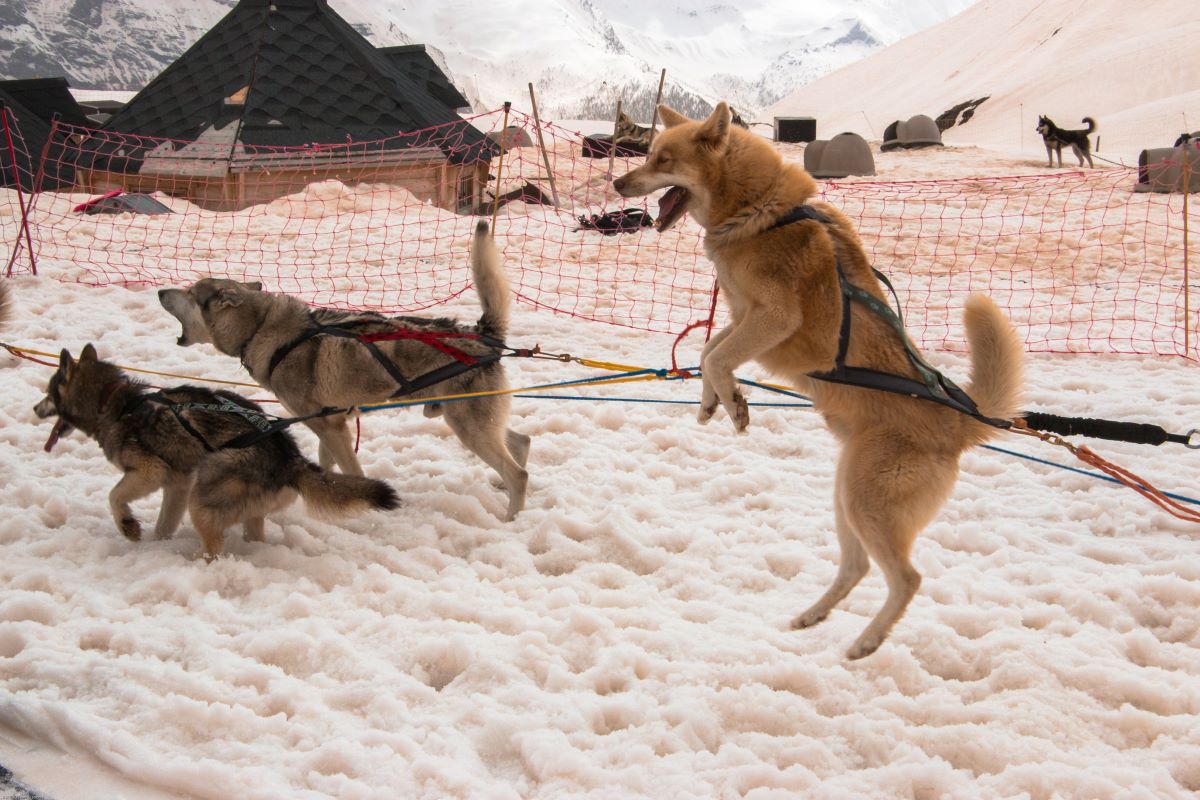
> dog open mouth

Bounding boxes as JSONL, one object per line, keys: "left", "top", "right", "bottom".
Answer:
{"left": 656, "top": 186, "right": 690, "bottom": 232}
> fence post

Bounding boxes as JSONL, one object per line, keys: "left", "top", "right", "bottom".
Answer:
{"left": 606, "top": 98, "right": 622, "bottom": 181}
{"left": 527, "top": 83, "right": 560, "bottom": 209}
{"left": 647, "top": 69, "right": 666, "bottom": 147}
{"left": 1, "top": 105, "right": 38, "bottom": 277}
{"left": 490, "top": 101, "right": 512, "bottom": 231}
{"left": 1184, "top": 147, "right": 1192, "bottom": 356}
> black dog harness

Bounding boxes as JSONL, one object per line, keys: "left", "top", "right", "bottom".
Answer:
{"left": 766, "top": 205, "right": 1010, "bottom": 430}
{"left": 263, "top": 314, "right": 526, "bottom": 400}
{"left": 138, "top": 391, "right": 293, "bottom": 452}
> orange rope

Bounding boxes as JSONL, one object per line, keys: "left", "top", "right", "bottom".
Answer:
{"left": 1010, "top": 422, "right": 1200, "bottom": 524}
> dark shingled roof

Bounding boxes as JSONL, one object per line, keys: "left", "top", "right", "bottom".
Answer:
{"left": 0, "top": 86, "right": 75, "bottom": 191}
{"left": 98, "top": 0, "right": 493, "bottom": 165}
{"left": 379, "top": 45, "right": 471, "bottom": 111}
{"left": 0, "top": 77, "right": 92, "bottom": 127}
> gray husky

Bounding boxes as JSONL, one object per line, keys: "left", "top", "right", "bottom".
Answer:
{"left": 158, "top": 221, "right": 530, "bottom": 520}
{"left": 1036, "top": 115, "right": 1096, "bottom": 168}
{"left": 34, "top": 344, "right": 399, "bottom": 560}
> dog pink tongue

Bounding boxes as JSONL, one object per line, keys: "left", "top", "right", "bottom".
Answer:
{"left": 44, "top": 418, "right": 66, "bottom": 452}
{"left": 657, "top": 186, "right": 688, "bottom": 231}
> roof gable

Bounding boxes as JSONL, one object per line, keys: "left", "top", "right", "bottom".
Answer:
{"left": 100, "top": 0, "right": 490, "bottom": 159}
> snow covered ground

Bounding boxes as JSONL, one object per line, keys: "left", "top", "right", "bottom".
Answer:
{"left": 1, "top": 141, "right": 1199, "bottom": 799}
{"left": 767, "top": 0, "right": 1200, "bottom": 163}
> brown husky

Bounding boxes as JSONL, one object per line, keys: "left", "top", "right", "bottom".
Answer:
{"left": 34, "top": 344, "right": 399, "bottom": 560}
{"left": 614, "top": 103, "right": 1024, "bottom": 658}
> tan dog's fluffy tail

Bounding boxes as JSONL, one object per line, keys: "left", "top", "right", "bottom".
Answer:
{"left": 471, "top": 221, "right": 511, "bottom": 339}
{"left": 963, "top": 295, "right": 1024, "bottom": 445}
{"left": 0, "top": 281, "right": 10, "bottom": 328}
{"left": 296, "top": 465, "right": 400, "bottom": 516}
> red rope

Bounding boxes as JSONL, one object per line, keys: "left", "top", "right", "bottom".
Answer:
{"left": 1075, "top": 445, "right": 1200, "bottom": 523}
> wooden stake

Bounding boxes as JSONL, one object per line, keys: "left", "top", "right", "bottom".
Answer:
{"left": 527, "top": 83, "right": 560, "bottom": 209}
{"left": 607, "top": 98, "right": 622, "bottom": 180}
{"left": 1184, "top": 149, "right": 1192, "bottom": 356}
{"left": 490, "top": 101, "right": 511, "bottom": 231}
{"left": 648, "top": 68, "right": 667, "bottom": 146}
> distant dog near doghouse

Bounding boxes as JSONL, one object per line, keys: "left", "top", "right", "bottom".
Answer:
{"left": 1036, "top": 115, "right": 1097, "bottom": 168}
{"left": 614, "top": 108, "right": 749, "bottom": 148}
{"left": 614, "top": 111, "right": 654, "bottom": 148}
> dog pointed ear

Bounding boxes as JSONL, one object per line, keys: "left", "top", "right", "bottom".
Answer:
{"left": 212, "top": 287, "right": 246, "bottom": 309}
{"left": 657, "top": 105, "right": 690, "bottom": 129}
{"left": 80, "top": 343, "right": 98, "bottom": 365}
{"left": 696, "top": 101, "right": 731, "bottom": 148}
{"left": 58, "top": 348, "right": 75, "bottom": 377}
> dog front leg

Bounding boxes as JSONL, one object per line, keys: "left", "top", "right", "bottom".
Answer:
{"left": 697, "top": 324, "right": 735, "bottom": 425}
{"left": 699, "top": 310, "right": 795, "bottom": 433}
{"left": 109, "top": 466, "right": 165, "bottom": 541}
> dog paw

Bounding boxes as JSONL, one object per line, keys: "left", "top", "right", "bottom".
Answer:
{"left": 846, "top": 634, "right": 883, "bottom": 661}
{"left": 727, "top": 390, "right": 750, "bottom": 433}
{"left": 697, "top": 401, "right": 718, "bottom": 425}
{"left": 120, "top": 517, "right": 142, "bottom": 541}
{"left": 791, "top": 609, "right": 829, "bottom": 630}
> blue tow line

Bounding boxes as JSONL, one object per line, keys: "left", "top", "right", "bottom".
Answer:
{"left": 358, "top": 364, "right": 1200, "bottom": 509}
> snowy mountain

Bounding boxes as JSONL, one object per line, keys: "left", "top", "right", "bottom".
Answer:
{"left": 765, "top": 0, "right": 1200, "bottom": 160}
{"left": 0, "top": 0, "right": 976, "bottom": 120}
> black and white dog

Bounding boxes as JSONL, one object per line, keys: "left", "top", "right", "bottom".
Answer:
{"left": 1036, "top": 115, "right": 1097, "bottom": 168}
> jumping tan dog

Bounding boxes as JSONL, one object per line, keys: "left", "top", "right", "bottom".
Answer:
{"left": 614, "top": 102, "right": 1024, "bottom": 658}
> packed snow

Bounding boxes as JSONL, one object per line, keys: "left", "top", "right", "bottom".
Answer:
{"left": 0, "top": 133, "right": 1198, "bottom": 799}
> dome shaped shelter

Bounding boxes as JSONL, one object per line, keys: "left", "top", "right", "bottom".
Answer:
{"left": 803, "top": 132, "right": 876, "bottom": 179}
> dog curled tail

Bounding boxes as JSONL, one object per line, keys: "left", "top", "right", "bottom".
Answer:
{"left": 295, "top": 464, "right": 400, "bottom": 516}
{"left": 1082, "top": 117, "right": 1097, "bottom": 133}
{"left": 962, "top": 295, "right": 1024, "bottom": 447}
{"left": 471, "top": 221, "right": 511, "bottom": 340}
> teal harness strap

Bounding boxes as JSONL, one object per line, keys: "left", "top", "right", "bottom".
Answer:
{"left": 766, "top": 205, "right": 1010, "bottom": 430}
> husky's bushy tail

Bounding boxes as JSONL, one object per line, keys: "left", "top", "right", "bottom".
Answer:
{"left": 962, "top": 294, "right": 1024, "bottom": 447}
{"left": 0, "top": 281, "right": 10, "bottom": 328}
{"left": 471, "top": 221, "right": 511, "bottom": 339}
{"left": 296, "top": 464, "right": 400, "bottom": 516}
{"left": 1082, "top": 117, "right": 1097, "bottom": 133}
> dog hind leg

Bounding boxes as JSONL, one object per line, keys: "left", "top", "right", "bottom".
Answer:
{"left": 154, "top": 472, "right": 193, "bottom": 539}
{"left": 306, "top": 415, "right": 362, "bottom": 476}
{"left": 506, "top": 429, "right": 531, "bottom": 468}
{"left": 837, "top": 431, "right": 960, "bottom": 659}
{"left": 444, "top": 398, "right": 527, "bottom": 520}
{"left": 243, "top": 516, "right": 265, "bottom": 542}
{"left": 792, "top": 462, "right": 870, "bottom": 629}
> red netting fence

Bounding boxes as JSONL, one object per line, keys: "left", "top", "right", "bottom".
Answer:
{"left": 3, "top": 105, "right": 1197, "bottom": 359}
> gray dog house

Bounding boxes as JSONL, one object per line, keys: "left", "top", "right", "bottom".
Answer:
{"left": 1135, "top": 144, "right": 1200, "bottom": 193}
{"left": 803, "top": 132, "right": 875, "bottom": 179}
{"left": 881, "top": 114, "right": 944, "bottom": 152}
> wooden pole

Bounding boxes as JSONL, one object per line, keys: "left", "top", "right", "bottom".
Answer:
{"left": 648, "top": 68, "right": 667, "bottom": 147}
{"left": 606, "top": 98, "right": 622, "bottom": 180}
{"left": 490, "top": 101, "right": 511, "bottom": 231}
{"left": 1184, "top": 149, "right": 1192, "bottom": 356}
{"left": 527, "top": 83, "right": 560, "bottom": 208}
{"left": 1, "top": 106, "right": 37, "bottom": 277}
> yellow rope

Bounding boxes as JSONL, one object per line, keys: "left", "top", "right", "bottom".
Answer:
{"left": 3, "top": 343, "right": 261, "bottom": 389}
{"left": 2, "top": 341, "right": 702, "bottom": 410}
